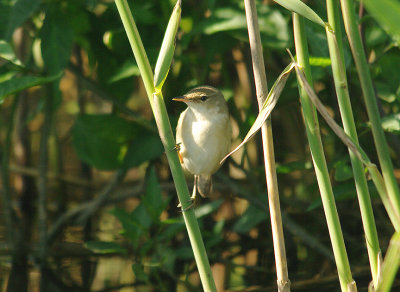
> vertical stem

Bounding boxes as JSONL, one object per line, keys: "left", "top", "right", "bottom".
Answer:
{"left": 1, "top": 96, "right": 18, "bottom": 247}
{"left": 244, "top": 1, "right": 290, "bottom": 291}
{"left": 114, "top": 1, "right": 217, "bottom": 291}
{"left": 75, "top": 45, "right": 94, "bottom": 290}
{"left": 292, "top": 13, "right": 355, "bottom": 291}
{"left": 375, "top": 232, "right": 400, "bottom": 292}
{"left": 38, "top": 85, "right": 54, "bottom": 291}
{"left": 326, "top": 0, "right": 381, "bottom": 287}
{"left": 340, "top": 0, "right": 400, "bottom": 215}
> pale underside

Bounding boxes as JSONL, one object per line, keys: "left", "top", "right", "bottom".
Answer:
{"left": 176, "top": 106, "right": 231, "bottom": 176}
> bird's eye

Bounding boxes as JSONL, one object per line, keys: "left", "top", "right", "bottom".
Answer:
{"left": 200, "top": 95, "right": 208, "bottom": 101}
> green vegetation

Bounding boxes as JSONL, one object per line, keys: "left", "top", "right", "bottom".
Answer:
{"left": 1, "top": 0, "right": 400, "bottom": 291}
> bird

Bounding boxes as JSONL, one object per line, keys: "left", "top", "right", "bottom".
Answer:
{"left": 173, "top": 86, "right": 232, "bottom": 200}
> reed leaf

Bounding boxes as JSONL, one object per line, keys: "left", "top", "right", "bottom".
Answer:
{"left": 362, "top": 0, "right": 400, "bottom": 43}
{"left": 292, "top": 59, "right": 400, "bottom": 230}
{"left": 273, "top": 0, "right": 325, "bottom": 27}
{"left": 220, "top": 62, "right": 294, "bottom": 163}
{"left": 153, "top": 0, "right": 181, "bottom": 91}
{"left": 375, "top": 232, "right": 400, "bottom": 292}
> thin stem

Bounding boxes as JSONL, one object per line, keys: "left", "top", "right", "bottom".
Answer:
{"left": 1, "top": 96, "right": 19, "bottom": 246}
{"left": 375, "top": 232, "right": 400, "bottom": 292}
{"left": 325, "top": 0, "right": 381, "bottom": 287}
{"left": 38, "top": 85, "right": 54, "bottom": 291}
{"left": 244, "top": 0, "right": 290, "bottom": 291}
{"left": 292, "top": 13, "right": 355, "bottom": 291}
{"left": 340, "top": 0, "right": 400, "bottom": 216}
{"left": 114, "top": 1, "right": 217, "bottom": 291}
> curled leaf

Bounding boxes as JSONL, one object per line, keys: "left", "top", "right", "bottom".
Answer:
{"left": 291, "top": 58, "right": 400, "bottom": 229}
{"left": 221, "top": 62, "right": 294, "bottom": 164}
{"left": 153, "top": 0, "right": 181, "bottom": 90}
{"left": 292, "top": 60, "right": 369, "bottom": 165}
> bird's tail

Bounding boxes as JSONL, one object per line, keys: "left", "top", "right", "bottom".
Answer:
{"left": 195, "top": 174, "right": 212, "bottom": 198}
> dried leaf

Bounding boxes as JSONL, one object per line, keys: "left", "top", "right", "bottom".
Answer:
{"left": 220, "top": 62, "right": 294, "bottom": 163}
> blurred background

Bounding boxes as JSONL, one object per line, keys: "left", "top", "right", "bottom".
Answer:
{"left": 1, "top": 0, "right": 399, "bottom": 291}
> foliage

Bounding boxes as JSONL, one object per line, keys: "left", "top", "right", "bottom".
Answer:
{"left": 1, "top": 0, "right": 400, "bottom": 291}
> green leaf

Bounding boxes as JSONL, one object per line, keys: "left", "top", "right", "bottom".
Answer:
{"left": 0, "top": 4, "right": 11, "bottom": 39}
{"left": 72, "top": 114, "right": 137, "bottom": 170}
{"left": 0, "top": 40, "right": 23, "bottom": 66}
{"left": 309, "top": 56, "right": 331, "bottom": 67}
{"left": 194, "top": 199, "right": 224, "bottom": 218}
{"left": 40, "top": 7, "right": 74, "bottom": 74}
{"left": 201, "top": 9, "right": 246, "bottom": 35}
{"left": 273, "top": 0, "right": 325, "bottom": 27}
{"left": 142, "top": 166, "right": 165, "bottom": 222}
{"left": 132, "top": 263, "right": 149, "bottom": 282}
{"left": 375, "top": 81, "right": 397, "bottom": 103}
{"left": 5, "top": 0, "right": 40, "bottom": 40}
{"left": 110, "top": 206, "right": 152, "bottom": 248}
{"left": 84, "top": 241, "right": 127, "bottom": 254}
{"left": 189, "top": 6, "right": 289, "bottom": 49}
{"left": 276, "top": 160, "right": 312, "bottom": 174}
{"left": 153, "top": 0, "right": 181, "bottom": 90}
{"left": 334, "top": 159, "right": 354, "bottom": 182}
{"left": 0, "top": 73, "right": 61, "bottom": 103}
{"left": 108, "top": 60, "right": 140, "bottom": 83}
{"left": 233, "top": 205, "right": 267, "bottom": 234}
{"left": 174, "top": 246, "right": 194, "bottom": 260}
{"left": 382, "top": 113, "right": 400, "bottom": 134}
{"left": 122, "top": 130, "right": 163, "bottom": 168}
{"left": 362, "top": 0, "right": 400, "bottom": 43}
{"left": 72, "top": 114, "right": 162, "bottom": 170}
{"left": 307, "top": 180, "right": 378, "bottom": 211}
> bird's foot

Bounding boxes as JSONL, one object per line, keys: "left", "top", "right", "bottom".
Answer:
{"left": 172, "top": 143, "right": 183, "bottom": 163}
{"left": 177, "top": 197, "right": 195, "bottom": 212}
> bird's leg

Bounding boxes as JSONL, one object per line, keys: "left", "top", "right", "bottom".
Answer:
{"left": 191, "top": 175, "right": 199, "bottom": 201}
{"left": 172, "top": 142, "right": 183, "bottom": 163}
{"left": 177, "top": 176, "right": 198, "bottom": 212}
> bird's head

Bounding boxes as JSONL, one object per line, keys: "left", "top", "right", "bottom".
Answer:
{"left": 173, "top": 86, "right": 228, "bottom": 114}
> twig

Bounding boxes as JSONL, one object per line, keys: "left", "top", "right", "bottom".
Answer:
{"left": 47, "top": 169, "right": 129, "bottom": 245}
{"left": 9, "top": 164, "right": 91, "bottom": 187}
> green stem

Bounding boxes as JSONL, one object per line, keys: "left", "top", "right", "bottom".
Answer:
{"left": 340, "top": 0, "right": 400, "bottom": 217}
{"left": 114, "top": 1, "right": 217, "bottom": 291}
{"left": 375, "top": 232, "right": 400, "bottom": 292}
{"left": 292, "top": 13, "right": 355, "bottom": 291}
{"left": 325, "top": 0, "right": 381, "bottom": 287}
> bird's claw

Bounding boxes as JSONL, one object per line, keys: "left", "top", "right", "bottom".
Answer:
{"left": 177, "top": 197, "right": 195, "bottom": 212}
{"left": 172, "top": 143, "right": 183, "bottom": 163}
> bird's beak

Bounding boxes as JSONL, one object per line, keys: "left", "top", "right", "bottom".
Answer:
{"left": 172, "top": 96, "right": 187, "bottom": 102}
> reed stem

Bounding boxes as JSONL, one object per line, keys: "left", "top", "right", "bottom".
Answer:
{"left": 292, "top": 12, "right": 355, "bottom": 291}
{"left": 244, "top": 0, "right": 290, "bottom": 291}
{"left": 325, "top": 0, "right": 381, "bottom": 287}
{"left": 114, "top": 1, "right": 217, "bottom": 290}
{"left": 340, "top": 0, "right": 400, "bottom": 217}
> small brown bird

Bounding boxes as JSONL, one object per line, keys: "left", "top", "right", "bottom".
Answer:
{"left": 174, "top": 86, "right": 232, "bottom": 199}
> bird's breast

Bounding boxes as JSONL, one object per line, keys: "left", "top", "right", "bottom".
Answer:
{"left": 176, "top": 109, "right": 231, "bottom": 176}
